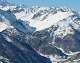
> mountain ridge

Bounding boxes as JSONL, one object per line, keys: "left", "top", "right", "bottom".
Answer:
{"left": 0, "top": 1, "right": 80, "bottom": 63}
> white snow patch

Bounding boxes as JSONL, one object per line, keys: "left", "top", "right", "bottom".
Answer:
{"left": 55, "top": 46, "right": 80, "bottom": 56}
{"left": 15, "top": 11, "right": 26, "bottom": 20}
{"left": 0, "top": 22, "right": 8, "bottom": 32}
{"left": 38, "top": 52, "right": 67, "bottom": 63}
{"left": 0, "top": 6, "right": 9, "bottom": 11}
{"left": 29, "top": 11, "right": 74, "bottom": 31}
{"left": 15, "top": 10, "right": 74, "bottom": 31}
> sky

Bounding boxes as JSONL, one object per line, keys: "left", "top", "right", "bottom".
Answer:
{"left": 7, "top": 0, "right": 80, "bottom": 12}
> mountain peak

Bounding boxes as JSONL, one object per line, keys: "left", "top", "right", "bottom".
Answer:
{"left": 12, "top": 6, "right": 74, "bottom": 31}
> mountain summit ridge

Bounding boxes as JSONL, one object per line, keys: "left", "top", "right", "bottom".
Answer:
{"left": 0, "top": 3, "right": 80, "bottom": 63}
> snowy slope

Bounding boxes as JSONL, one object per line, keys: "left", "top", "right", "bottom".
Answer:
{"left": 14, "top": 7, "right": 74, "bottom": 31}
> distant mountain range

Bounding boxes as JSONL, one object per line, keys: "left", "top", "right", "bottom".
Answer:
{"left": 0, "top": 0, "right": 80, "bottom": 63}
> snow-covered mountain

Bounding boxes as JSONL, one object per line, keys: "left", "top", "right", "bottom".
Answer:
{"left": 0, "top": 0, "right": 80, "bottom": 63}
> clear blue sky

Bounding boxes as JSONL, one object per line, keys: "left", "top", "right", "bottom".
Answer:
{"left": 7, "top": 0, "right": 80, "bottom": 11}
